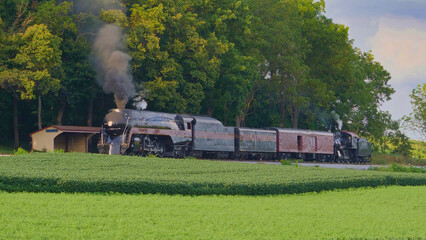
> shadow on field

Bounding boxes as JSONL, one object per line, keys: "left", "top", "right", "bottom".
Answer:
{"left": 0, "top": 175, "right": 425, "bottom": 195}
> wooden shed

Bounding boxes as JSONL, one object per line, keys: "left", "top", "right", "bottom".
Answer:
{"left": 30, "top": 125, "right": 100, "bottom": 153}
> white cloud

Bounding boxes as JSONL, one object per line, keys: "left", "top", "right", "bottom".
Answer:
{"left": 370, "top": 16, "right": 426, "bottom": 140}
{"left": 370, "top": 16, "right": 426, "bottom": 83}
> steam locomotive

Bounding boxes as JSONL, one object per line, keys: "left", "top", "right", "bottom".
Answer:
{"left": 98, "top": 109, "right": 372, "bottom": 163}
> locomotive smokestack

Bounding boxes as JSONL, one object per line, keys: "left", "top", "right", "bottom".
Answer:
{"left": 114, "top": 95, "right": 128, "bottom": 109}
{"left": 92, "top": 24, "right": 135, "bottom": 108}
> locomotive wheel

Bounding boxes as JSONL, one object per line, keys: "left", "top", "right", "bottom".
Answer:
{"left": 145, "top": 136, "right": 166, "bottom": 158}
{"left": 173, "top": 147, "right": 187, "bottom": 158}
{"left": 181, "top": 150, "right": 187, "bottom": 158}
{"left": 193, "top": 151, "right": 203, "bottom": 158}
{"left": 156, "top": 142, "right": 165, "bottom": 158}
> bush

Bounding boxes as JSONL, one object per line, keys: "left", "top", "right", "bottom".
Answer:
{"left": 369, "top": 163, "right": 426, "bottom": 174}
{"left": 13, "top": 147, "right": 28, "bottom": 155}
{"left": 280, "top": 159, "right": 292, "bottom": 165}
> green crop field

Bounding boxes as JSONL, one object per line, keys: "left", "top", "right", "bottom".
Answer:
{"left": 0, "top": 186, "right": 425, "bottom": 239}
{"left": 0, "top": 153, "right": 425, "bottom": 195}
{"left": 1, "top": 153, "right": 425, "bottom": 239}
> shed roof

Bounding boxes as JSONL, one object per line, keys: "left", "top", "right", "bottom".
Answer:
{"left": 31, "top": 125, "right": 101, "bottom": 135}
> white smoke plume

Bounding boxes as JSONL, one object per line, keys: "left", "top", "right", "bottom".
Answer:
{"left": 132, "top": 87, "right": 148, "bottom": 110}
{"left": 331, "top": 111, "right": 343, "bottom": 131}
{"left": 134, "top": 100, "right": 148, "bottom": 110}
{"left": 92, "top": 24, "right": 135, "bottom": 106}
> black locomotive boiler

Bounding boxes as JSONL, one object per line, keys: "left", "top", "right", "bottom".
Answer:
{"left": 98, "top": 109, "right": 372, "bottom": 163}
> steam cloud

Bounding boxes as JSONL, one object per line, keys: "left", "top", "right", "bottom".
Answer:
{"left": 331, "top": 111, "right": 343, "bottom": 131}
{"left": 134, "top": 99, "right": 148, "bottom": 110}
{"left": 92, "top": 24, "right": 135, "bottom": 105}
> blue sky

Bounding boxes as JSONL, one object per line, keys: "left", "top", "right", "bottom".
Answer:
{"left": 324, "top": 0, "right": 426, "bottom": 140}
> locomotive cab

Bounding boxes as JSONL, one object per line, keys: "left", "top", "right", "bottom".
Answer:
{"left": 334, "top": 131, "right": 371, "bottom": 163}
{"left": 175, "top": 115, "right": 193, "bottom": 131}
{"left": 340, "top": 131, "right": 358, "bottom": 149}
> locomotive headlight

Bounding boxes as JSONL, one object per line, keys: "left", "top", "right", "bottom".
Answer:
{"left": 108, "top": 121, "right": 113, "bottom": 127}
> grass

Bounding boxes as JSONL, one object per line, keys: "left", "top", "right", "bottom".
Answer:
{"left": 0, "top": 186, "right": 425, "bottom": 239}
{"left": 371, "top": 139, "right": 425, "bottom": 165}
{"left": 369, "top": 163, "right": 426, "bottom": 173}
{"left": 1, "top": 152, "right": 424, "bottom": 239}
{"left": 0, "top": 152, "right": 425, "bottom": 195}
{"left": 371, "top": 152, "right": 426, "bottom": 166}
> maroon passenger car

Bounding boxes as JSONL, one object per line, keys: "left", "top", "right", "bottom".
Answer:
{"left": 270, "top": 128, "right": 334, "bottom": 161}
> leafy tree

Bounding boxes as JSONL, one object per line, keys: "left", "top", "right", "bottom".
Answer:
{"left": 387, "top": 130, "right": 412, "bottom": 156}
{"left": 0, "top": 0, "right": 403, "bottom": 151}
{"left": 127, "top": 3, "right": 166, "bottom": 70}
{"left": 0, "top": 0, "right": 34, "bottom": 34}
{"left": 14, "top": 24, "right": 62, "bottom": 129}
{"left": 344, "top": 50, "right": 395, "bottom": 147}
{"left": 196, "top": 0, "right": 259, "bottom": 126}
{"left": 298, "top": 1, "right": 355, "bottom": 131}
{"left": 0, "top": 69, "right": 25, "bottom": 148}
{"left": 144, "top": 77, "right": 186, "bottom": 112}
{"left": 59, "top": 37, "right": 98, "bottom": 126}
{"left": 247, "top": 0, "right": 310, "bottom": 128}
{"left": 402, "top": 84, "right": 426, "bottom": 141}
{"left": 33, "top": 0, "right": 77, "bottom": 37}
{"left": 297, "top": 0, "right": 396, "bottom": 143}
{"left": 34, "top": 1, "right": 102, "bottom": 126}
{"left": 0, "top": 4, "right": 35, "bottom": 148}
{"left": 100, "top": 9, "right": 128, "bottom": 28}
{"left": 127, "top": 1, "right": 227, "bottom": 114}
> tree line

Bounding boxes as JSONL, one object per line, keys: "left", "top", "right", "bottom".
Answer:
{"left": 0, "top": 0, "right": 412, "bottom": 154}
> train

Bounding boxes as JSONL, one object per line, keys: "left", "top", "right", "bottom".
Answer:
{"left": 97, "top": 109, "right": 372, "bottom": 163}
